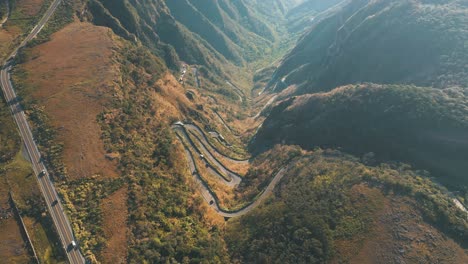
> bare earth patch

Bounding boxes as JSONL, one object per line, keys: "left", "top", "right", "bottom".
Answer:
{"left": 101, "top": 186, "right": 128, "bottom": 264}
{"left": 23, "top": 22, "right": 119, "bottom": 179}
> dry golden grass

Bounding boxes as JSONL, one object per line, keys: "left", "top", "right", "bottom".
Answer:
{"left": 101, "top": 186, "right": 128, "bottom": 264}
{"left": 0, "top": 179, "right": 30, "bottom": 263}
{"left": 173, "top": 137, "right": 227, "bottom": 226}
{"left": 0, "top": 28, "right": 16, "bottom": 60}
{"left": 333, "top": 185, "right": 468, "bottom": 264}
{"left": 152, "top": 72, "right": 193, "bottom": 121}
{"left": 16, "top": 0, "right": 45, "bottom": 17}
{"left": 0, "top": 216, "right": 30, "bottom": 263}
{"left": 22, "top": 22, "right": 119, "bottom": 180}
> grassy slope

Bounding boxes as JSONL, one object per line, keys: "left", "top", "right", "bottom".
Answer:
{"left": 255, "top": 84, "right": 468, "bottom": 190}
{"left": 0, "top": 1, "right": 69, "bottom": 263}
{"left": 227, "top": 146, "right": 468, "bottom": 263}
{"left": 0, "top": 97, "right": 65, "bottom": 264}
{"left": 5, "top": 1, "right": 466, "bottom": 263}
{"left": 12, "top": 15, "right": 232, "bottom": 262}
{"left": 270, "top": 0, "right": 468, "bottom": 93}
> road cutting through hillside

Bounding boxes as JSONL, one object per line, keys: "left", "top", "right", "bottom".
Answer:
{"left": 173, "top": 122, "right": 292, "bottom": 218}
{"left": 185, "top": 123, "right": 249, "bottom": 164}
{"left": 0, "top": 0, "right": 85, "bottom": 263}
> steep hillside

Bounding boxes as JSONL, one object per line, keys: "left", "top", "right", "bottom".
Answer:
{"left": 87, "top": 0, "right": 305, "bottom": 83}
{"left": 12, "top": 18, "right": 230, "bottom": 262}
{"left": 286, "top": 0, "right": 344, "bottom": 32}
{"left": 269, "top": 0, "right": 468, "bottom": 93}
{"left": 254, "top": 84, "right": 468, "bottom": 189}
{"left": 2, "top": 0, "right": 467, "bottom": 263}
{"left": 228, "top": 146, "right": 468, "bottom": 263}
{"left": 165, "top": 0, "right": 272, "bottom": 62}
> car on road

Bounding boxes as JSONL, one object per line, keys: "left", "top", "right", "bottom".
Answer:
{"left": 39, "top": 170, "right": 46, "bottom": 177}
{"left": 67, "top": 240, "right": 77, "bottom": 252}
{"left": 52, "top": 200, "right": 58, "bottom": 206}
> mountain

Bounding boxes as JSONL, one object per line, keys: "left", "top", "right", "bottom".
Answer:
{"left": 255, "top": 0, "right": 468, "bottom": 190}
{"left": 286, "top": 0, "right": 344, "bottom": 32}
{"left": 253, "top": 83, "right": 468, "bottom": 189}
{"left": 228, "top": 146, "right": 468, "bottom": 263}
{"left": 88, "top": 0, "right": 305, "bottom": 81}
{"left": 268, "top": 0, "right": 468, "bottom": 93}
{"left": 1, "top": 0, "right": 467, "bottom": 263}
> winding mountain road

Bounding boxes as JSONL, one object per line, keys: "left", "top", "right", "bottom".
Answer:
{"left": 213, "top": 109, "right": 242, "bottom": 138}
{"left": 173, "top": 122, "right": 291, "bottom": 218}
{"left": 226, "top": 80, "right": 245, "bottom": 103}
{"left": 174, "top": 124, "right": 241, "bottom": 187}
{"left": 0, "top": 0, "right": 85, "bottom": 263}
{"left": 185, "top": 123, "right": 249, "bottom": 164}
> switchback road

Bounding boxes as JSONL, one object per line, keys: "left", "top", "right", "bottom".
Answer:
{"left": 173, "top": 122, "right": 292, "bottom": 218}
{"left": 0, "top": 0, "right": 85, "bottom": 263}
{"left": 174, "top": 124, "right": 241, "bottom": 187}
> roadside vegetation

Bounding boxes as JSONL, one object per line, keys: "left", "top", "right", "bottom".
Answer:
{"left": 96, "top": 43, "right": 231, "bottom": 263}
{"left": 0, "top": 96, "right": 64, "bottom": 263}
{"left": 227, "top": 145, "right": 468, "bottom": 263}
{"left": 0, "top": 1, "right": 69, "bottom": 262}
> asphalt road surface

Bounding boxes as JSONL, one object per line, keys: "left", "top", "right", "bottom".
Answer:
{"left": 173, "top": 122, "right": 292, "bottom": 218}
{"left": 0, "top": 0, "right": 85, "bottom": 263}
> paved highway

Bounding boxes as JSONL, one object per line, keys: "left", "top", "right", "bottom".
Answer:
{"left": 213, "top": 109, "right": 241, "bottom": 138}
{"left": 184, "top": 123, "right": 249, "bottom": 164}
{"left": 253, "top": 94, "right": 278, "bottom": 119}
{"left": 192, "top": 67, "right": 201, "bottom": 88}
{"left": 173, "top": 122, "right": 292, "bottom": 218}
{"left": 0, "top": 0, "right": 85, "bottom": 263}
{"left": 226, "top": 81, "right": 244, "bottom": 103}
{"left": 174, "top": 124, "right": 241, "bottom": 187}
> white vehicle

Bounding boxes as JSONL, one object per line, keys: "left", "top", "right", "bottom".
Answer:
{"left": 67, "top": 240, "right": 77, "bottom": 252}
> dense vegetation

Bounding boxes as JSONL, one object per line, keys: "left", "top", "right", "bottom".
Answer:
{"left": 87, "top": 0, "right": 321, "bottom": 92}
{"left": 0, "top": 99, "right": 18, "bottom": 163}
{"left": 228, "top": 146, "right": 468, "bottom": 263}
{"left": 255, "top": 84, "right": 468, "bottom": 190}
{"left": 88, "top": 0, "right": 280, "bottom": 69}
{"left": 2, "top": 0, "right": 467, "bottom": 262}
{"left": 96, "top": 45, "right": 231, "bottom": 263}
{"left": 0, "top": 99, "right": 65, "bottom": 263}
{"left": 269, "top": 0, "right": 468, "bottom": 94}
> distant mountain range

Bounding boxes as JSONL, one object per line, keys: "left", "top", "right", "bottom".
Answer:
{"left": 268, "top": 0, "right": 468, "bottom": 93}
{"left": 253, "top": 0, "right": 468, "bottom": 191}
